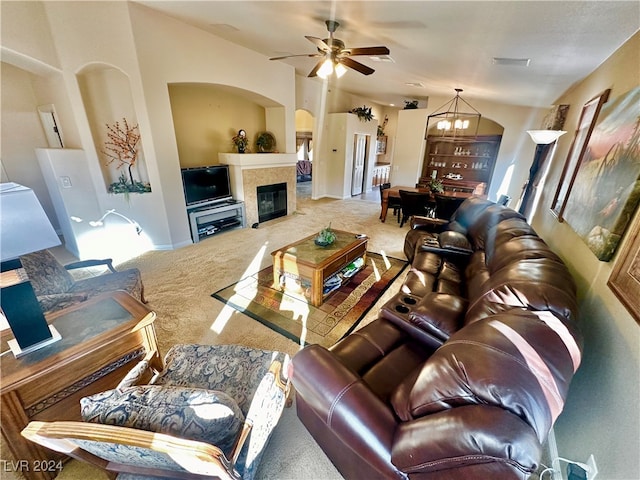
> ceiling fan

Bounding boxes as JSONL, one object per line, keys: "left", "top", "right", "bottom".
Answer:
{"left": 269, "top": 20, "right": 390, "bottom": 78}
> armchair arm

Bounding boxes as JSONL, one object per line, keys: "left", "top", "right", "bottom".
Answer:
{"left": 65, "top": 258, "right": 117, "bottom": 273}
{"left": 230, "top": 358, "right": 291, "bottom": 466}
{"left": 22, "top": 421, "right": 240, "bottom": 480}
{"left": 291, "top": 345, "right": 398, "bottom": 476}
{"left": 117, "top": 350, "right": 165, "bottom": 391}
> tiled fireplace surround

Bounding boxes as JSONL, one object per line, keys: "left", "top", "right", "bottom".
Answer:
{"left": 219, "top": 153, "right": 298, "bottom": 227}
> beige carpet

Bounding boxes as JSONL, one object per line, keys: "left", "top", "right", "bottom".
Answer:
{"left": 3, "top": 189, "right": 410, "bottom": 480}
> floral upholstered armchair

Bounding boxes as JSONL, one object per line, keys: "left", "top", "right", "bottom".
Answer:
{"left": 20, "top": 249, "right": 145, "bottom": 314}
{"left": 22, "top": 344, "right": 291, "bottom": 480}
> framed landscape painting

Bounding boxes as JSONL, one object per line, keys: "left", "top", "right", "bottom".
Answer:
{"left": 562, "top": 86, "right": 640, "bottom": 261}
{"left": 551, "top": 89, "right": 610, "bottom": 221}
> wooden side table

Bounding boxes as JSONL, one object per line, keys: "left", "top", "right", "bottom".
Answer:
{"left": 0, "top": 291, "right": 161, "bottom": 480}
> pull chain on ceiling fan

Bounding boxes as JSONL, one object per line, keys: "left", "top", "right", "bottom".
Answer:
{"left": 269, "top": 20, "right": 390, "bottom": 78}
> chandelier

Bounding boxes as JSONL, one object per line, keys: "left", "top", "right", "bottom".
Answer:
{"left": 427, "top": 88, "right": 481, "bottom": 138}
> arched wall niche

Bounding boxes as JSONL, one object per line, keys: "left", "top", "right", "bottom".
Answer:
{"left": 76, "top": 62, "right": 150, "bottom": 193}
{"left": 168, "top": 82, "right": 286, "bottom": 168}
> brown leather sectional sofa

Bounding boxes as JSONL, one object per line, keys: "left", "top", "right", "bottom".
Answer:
{"left": 291, "top": 196, "right": 583, "bottom": 479}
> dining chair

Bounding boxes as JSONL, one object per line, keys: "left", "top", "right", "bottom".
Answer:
{"left": 380, "top": 183, "right": 401, "bottom": 223}
{"left": 433, "top": 194, "right": 467, "bottom": 220}
{"left": 398, "top": 189, "right": 433, "bottom": 227}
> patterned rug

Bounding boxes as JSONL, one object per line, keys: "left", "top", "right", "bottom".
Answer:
{"left": 212, "top": 252, "right": 407, "bottom": 348}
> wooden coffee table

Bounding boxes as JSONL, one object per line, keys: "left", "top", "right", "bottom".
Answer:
{"left": 271, "top": 230, "right": 368, "bottom": 307}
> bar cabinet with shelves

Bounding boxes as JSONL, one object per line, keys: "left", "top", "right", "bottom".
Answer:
{"left": 421, "top": 134, "right": 501, "bottom": 192}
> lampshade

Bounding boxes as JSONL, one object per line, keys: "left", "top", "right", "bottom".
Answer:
{"left": 427, "top": 88, "right": 482, "bottom": 138}
{"left": 0, "top": 183, "right": 61, "bottom": 261}
{"left": 317, "top": 58, "right": 334, "bottom": 79}
{"left": 527, "top": 130, "right": 567, "bottom": 145}
{"left": 0, "top": 182, "right": 62, "bottom": 357}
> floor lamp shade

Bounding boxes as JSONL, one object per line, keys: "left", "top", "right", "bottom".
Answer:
{"left": 0, "top": 183, "right": 62, "bottom": 356}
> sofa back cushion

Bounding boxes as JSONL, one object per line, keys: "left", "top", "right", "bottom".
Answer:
{"left": 447, "top": 196, "right": 494, "bottom": 232}
{"left": 390, "top": 311, "right": 582, "bottom": 443}
{"left": 466, "top": 205, "right": 526, "bottom": 250}
{"left": 464, "top": 259, "right": 578, "bottom": 326}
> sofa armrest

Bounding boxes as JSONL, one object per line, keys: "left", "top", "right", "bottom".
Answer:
{"left": 292, "top": 345, "right": 398, "bottom": 474}
{"left": 392, "top": 405, "right": 541, "bottom": 477}
{"left": 410, "top": 216, "right": 449, "bottom": 232}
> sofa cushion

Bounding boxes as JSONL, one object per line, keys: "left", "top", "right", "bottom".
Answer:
{"left": 391, "top": 311, "right": 582, "bottom": 443}
{"left": 400, "top": 268, "right": 436, "bottom": 298}
{"left": 81, "top": 385, "right": 244, "bottom": 456}
{"left": 484, "top": 217, "right": 538, "bottom": 256}
{"left": 466, "top": 205, "right": 525, "bottom": 250}
{"left": 464, "top": 259, "right": 578, "bottom": 325}
{"left": 408, "top": 293, "right": 468, "bottom": 342}
{"left": 438, "top": 230, "right": 473, "bottom": 254}
{"left": 446, "top": 196, "right": 494, "bottom": 233}
{"left": 411, "top": 251, "right": 442, "bottom": 274}
{"left": 486, "top": 236, "right": 563, "bottom": 273}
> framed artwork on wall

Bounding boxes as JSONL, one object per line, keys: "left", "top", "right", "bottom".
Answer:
{"left": 609, "top": 213, "right": 640, "bottom": 324}
{"left": 550, "top": 89, "right": 610, "bottom": 221}
{"left": 562, "top": 86, "right": 640, "bottom": 261}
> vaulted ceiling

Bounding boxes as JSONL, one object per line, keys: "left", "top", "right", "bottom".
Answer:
{"left": 136, "top": 1, "right": 639, "bottom": 108}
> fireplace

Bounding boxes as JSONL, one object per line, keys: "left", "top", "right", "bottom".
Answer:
{"left": 257, "top": 183, "right": 287, "bottom": 223}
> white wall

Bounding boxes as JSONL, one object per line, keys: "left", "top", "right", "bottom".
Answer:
{"left": 391, "top": 108, "right": 429, "bottom": 187}
{"left": 1, "top": 1, "right": 298, "bottom": 251}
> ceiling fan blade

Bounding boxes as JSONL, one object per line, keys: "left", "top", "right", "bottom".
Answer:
{"left": 339, "top": 57, "right": 375, "bottom": 75}
{"left": 307, "top": 59, "right": 324, "bottom": 77}
{"left": 344, "top": 46, "right": 390, "bottom": 56}
{"left": 305, "top": 36, "right": 330, "bottom": 52}
{"left": 270, "top": 53, "right": 323, "bottom": 60}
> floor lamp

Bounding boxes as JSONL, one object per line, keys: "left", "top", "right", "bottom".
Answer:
{"left": 518, "top": 130, "right": 566, "bottom": 220}
{"left": 0, "top": 183, "right": 62, "bottom": 357}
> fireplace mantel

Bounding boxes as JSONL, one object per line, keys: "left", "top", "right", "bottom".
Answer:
{"left": 219, "top": 153, "right": 297, "bottom": 226}
{"left": 219, "top": 153, "right": 297, "bottom": 169}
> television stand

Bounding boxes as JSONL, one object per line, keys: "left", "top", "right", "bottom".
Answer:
{"left": 188, "top": 200, "right": 245, "bottom": 243}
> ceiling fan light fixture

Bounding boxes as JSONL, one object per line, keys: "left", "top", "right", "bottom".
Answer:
{"left": 317, "top": 58, "right": 334, "bottom": 79}
{"left": 335, "top": 62, "right": 348, "bottom": 78}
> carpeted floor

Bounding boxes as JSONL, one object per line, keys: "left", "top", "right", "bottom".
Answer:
{"left": 212, "top": 251, "right": 407, "bottom": 347}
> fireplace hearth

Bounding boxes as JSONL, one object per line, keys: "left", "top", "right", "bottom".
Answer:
{"left": 257, "top": 183, "right": 287, "bottom": 223}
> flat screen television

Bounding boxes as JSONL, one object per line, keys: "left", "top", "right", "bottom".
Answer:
{"left": 181, "top": 165, "right": 232, "bottom": 206}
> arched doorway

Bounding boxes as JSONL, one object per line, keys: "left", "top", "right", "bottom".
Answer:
{"left": 295, "top": 109, "right": 314, "bottom": 199}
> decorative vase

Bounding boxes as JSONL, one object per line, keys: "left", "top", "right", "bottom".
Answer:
{"left": 237, "top": 144, "right": 245, "bottom": 153}
{"left": 314, "top": 224, "right": 336, "bottom": 247}
{"left": 314, "top": 238, "right": 334, "bottom": 247}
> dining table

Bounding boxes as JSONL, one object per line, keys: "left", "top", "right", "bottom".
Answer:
{"left": 380, "top": 185, "right": 481, "bottom": 223}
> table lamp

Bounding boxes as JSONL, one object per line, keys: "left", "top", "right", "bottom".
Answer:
{"left": 0, "top": 183, "right": 62, "bottom": 357}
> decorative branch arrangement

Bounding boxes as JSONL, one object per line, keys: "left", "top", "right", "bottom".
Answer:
{"left": 349, "top": 105, "right": 374, "bottom": 122}
{"left": 377, "top": 115, "right": 389, "bottom": 137}
{"left": 102, "top": 118, "right": 151, "bottom": 194}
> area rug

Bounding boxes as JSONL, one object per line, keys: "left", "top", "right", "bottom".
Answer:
{"left": 212, "top": 252, "right": 407, "bottom": 347}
